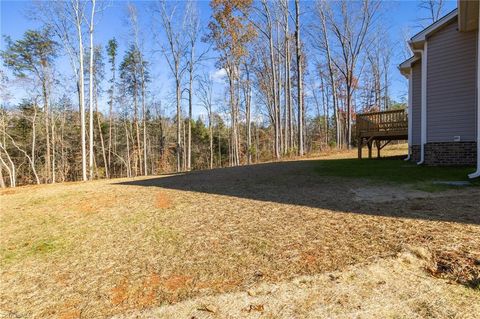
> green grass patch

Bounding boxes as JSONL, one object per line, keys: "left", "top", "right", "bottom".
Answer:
{"left": 1, "top": 237, "right": 67, "bottom": 265}
{"left": 314, "top": 157, "right": 480, "bottom": 192}
{"left": 151, "top": 226, "right": 182, "bottom": 245}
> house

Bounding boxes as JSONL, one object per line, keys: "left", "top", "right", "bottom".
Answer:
{"left": 399, "top": 0, "right": 479, "bottom": 178}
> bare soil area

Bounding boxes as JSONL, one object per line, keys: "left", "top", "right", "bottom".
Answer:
{"left": 1, "top": 146, "right": 479, "bottom": 318}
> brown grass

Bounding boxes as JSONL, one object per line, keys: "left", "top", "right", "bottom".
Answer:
{"left": 1, "top": 144, "right": 479, "bottom": 318}
{"left": 117, "top": 249, "right": 480, "bottom": 319}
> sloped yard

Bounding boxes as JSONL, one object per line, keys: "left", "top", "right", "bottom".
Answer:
{"left": 1, "top": 145, "right": 479, "bottom": 318}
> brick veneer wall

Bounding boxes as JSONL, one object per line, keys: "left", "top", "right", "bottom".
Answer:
{"left": 424, "top": 142, "right": 477, "bottom": 166}
{"left": 409, "top": 142, "right": 476, "bottom": 165}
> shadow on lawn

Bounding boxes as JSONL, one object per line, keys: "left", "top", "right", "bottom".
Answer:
{"left": 116, "top": 158, "right": 480, "bottom": 225}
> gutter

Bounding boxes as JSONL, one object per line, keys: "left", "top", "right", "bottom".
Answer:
{"left": 404, "top": 69, "right": 413, "bottom": 161}
{"left": 411, "top": 44, "right": 427, "bottom": 165}
{"left": 468, "top": 9, "right": 480, "bottom": 179}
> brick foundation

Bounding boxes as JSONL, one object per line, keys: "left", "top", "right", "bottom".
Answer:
{"left": 410, "top": 142, "right": 476, "bottom": 166}
{"left": 424, "top": 142, "right": 476, "bottom": 166}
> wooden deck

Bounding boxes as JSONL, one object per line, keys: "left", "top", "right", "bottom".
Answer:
{"left": 356, "top": 109, "right": 408, "bottom": 159}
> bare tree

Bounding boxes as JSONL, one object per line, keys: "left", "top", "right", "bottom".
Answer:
{"left": 198, "top": 73, "right": 215, "bottom": 169}
{"left": 3, "top": 131, "right": 40, "bottom": 185}
{"left": 325, "top": 0, "right": 380, "bottom": 148}
{"left": 35, "top": 0, "right": 88, "bottom": 180}
{"left": 72, "top": 0, "right": 88, "bottom": 181}
{"left": 419, "top": 0, "right": 445, "bottom": 25}
{"left": 242, "top": 61, "right": 253, "bottom": 164}
{"left": 260, "top": 0, "right": 281, "bottom": 159}
{"left": 0, "top": 112, "right": 16, "bottom": 187}
{"left": 87, "top": 0, "right": 96, "bottom": 179}
{"left": 207, "top": 0, "right": 256, "bottom": 166}
{"left": 155, "top": 0, "right": 188, "bottom": 172}
{"left": 128, "top": 3, "right": 148, "bottom": 175}
{"left": 185, "top": 1, "right": 203, "bottom": 171}
{"left": 106, "top": 38, "right": 118, "bottom": 175}
{"left": 312, "top": 0, "right": 341, "bottom": 147}
{"left": 294, "top": 0, "right": 304, "bottom": 155}
{"left": 280, "top": 0, "right": 293, "bottom": 153}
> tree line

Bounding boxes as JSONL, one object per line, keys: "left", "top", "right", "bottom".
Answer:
{"left": 0, "top": 0, "right": 444, "bottom": 187}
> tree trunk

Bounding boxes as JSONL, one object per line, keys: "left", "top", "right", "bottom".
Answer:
{"left": 228, "top": 67, "right": 239, "bottom": 166}
{"left": 95, "top": 84, "right": 109, "bottom": 178}
{"left": 141, "top": 67, "right": 148, "bottom": 175}
{"left": 0, "top": 165, "right": 5, "bottom": 188}
{"left": 51, "top": 118, "right": 56, "bottom": 183}
{"left": 31, "top": 100, "right": 40, "bottom": 184}
{"left": 124, "top": 120, "right": 132, "bottom": 178}
{"left": 0, "top": 143, "right": 16, "bottom": 187}
{"left": 318, "top": 4, "right": 340, "bottom": 148}
{"left": 246, "top": 74, "right": 252, "bottom": 165}
{"left": 188, "top": 66, "right": 193, "bottom": 171}
{"left": 88, "top": 0, "right": 96, "bottom": 180}
{"left": 176, "top": 78, "right": 181, "bottom": 172}
{"left": 287, "top": 39, "right": 294, "bottom": 150}
{"left": 263, "top": 0, "right": 280, "bottom": 160}
{"left": 209, "top": 113, "right": 213, "bottom": 169}
{"left": 41, "top": 80, "right": 51, "bottom": 183}
{"left": 108, "top": 55, "right": 115, "bottom": 175}
{"left": 295, "top": 0, "right": 304, "bottom": 156}
{"left": 346, "top": 84, "right": 352, "bottom": 148}
{"left": 75, "top": 1, "right": 87, "bottom": 182}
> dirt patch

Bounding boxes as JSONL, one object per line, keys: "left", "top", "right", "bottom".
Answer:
{"left": 352, "top": 185, "right": 434, "bottom": 202}
{"left": 163, "top": 275, "right": 192, "bottom": 292}
{"left": 111, "top": 280, "right": 129, "bottom": 306}
{"left": 155, "top": 192, "right": 172, "bottom": 208}
{"left": 0, "top": 189, "right": 17, "bottom": 196}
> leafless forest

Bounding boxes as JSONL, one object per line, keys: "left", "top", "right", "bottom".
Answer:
{"left": 0, "top": 0, "right": 445, "bottom": 187}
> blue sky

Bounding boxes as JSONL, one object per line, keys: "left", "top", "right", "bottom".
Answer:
{"left": 1, "top": 0, "right": 457, "bottom": 118}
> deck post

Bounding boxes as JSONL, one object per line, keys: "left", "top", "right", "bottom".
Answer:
{"left": 375, "top": 140, "right": 381, "bottom": 158}
{"left": 357, "top": 137, "right": 362, "bottom": 159}
{"left": 367, "top": 141, "right": 373, "bottom": 158}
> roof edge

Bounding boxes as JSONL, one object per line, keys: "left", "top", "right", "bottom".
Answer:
{"left": 398, "top": 55, "right": 420, "bottom": 77}
{"left": 410, "top": 9, "right": 458, "bottom": 44}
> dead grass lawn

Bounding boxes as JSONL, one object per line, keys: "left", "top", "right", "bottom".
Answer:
{"left": 1, "top": 144, "right": 479, "bottom": 318}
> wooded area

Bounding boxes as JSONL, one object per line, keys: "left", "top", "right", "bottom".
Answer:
{"left": 0, "top": 0, "right": 445, "bottom": 187}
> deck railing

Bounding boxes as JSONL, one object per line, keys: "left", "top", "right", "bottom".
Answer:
{"left": 356, "top": 109, "right": 408, "bottom": 137}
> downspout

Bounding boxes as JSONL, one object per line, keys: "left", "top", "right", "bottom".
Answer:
{"left": 404, "top": 69, "right": 413, "bottom": 161}
{"left": 413, "top": 42, "right": 427, "bottom": 165}
{"left": 469, "top": 12, "right": 480, "bottom": 179}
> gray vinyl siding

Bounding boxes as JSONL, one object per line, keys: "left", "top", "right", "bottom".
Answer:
{"left": 426, "top": 18, "right": 477, "bottom": 143}
{"left": 412, "top": 61, "right": 422, "bottom": 146}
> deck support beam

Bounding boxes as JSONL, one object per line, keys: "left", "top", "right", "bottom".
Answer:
{"left": 357, "top": 137, "right": 362, "bottom": 159}
{"left": 357, "top": 137, "right": 377, "bottom": 159}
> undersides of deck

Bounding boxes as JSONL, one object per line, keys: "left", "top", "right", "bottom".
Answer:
{"left": 357, "top": 135, "right": 408, "bottom": 159}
